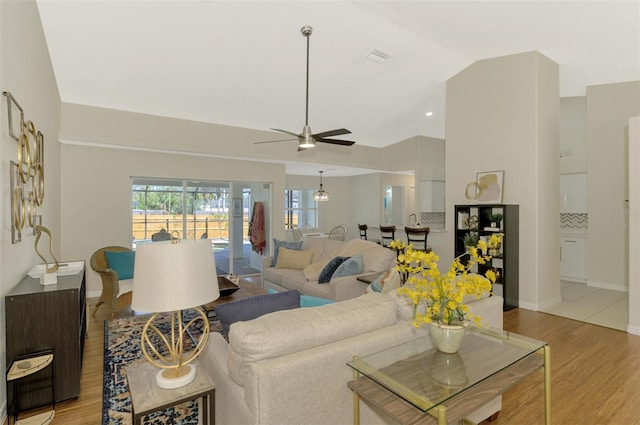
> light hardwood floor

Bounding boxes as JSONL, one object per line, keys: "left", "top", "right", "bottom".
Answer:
{"left": 16, "top": 299, "right": 640, "bottom": 425}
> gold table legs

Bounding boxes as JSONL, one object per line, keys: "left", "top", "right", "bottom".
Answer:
{"left": 544, "top": 345, "right": 552, "bottom": 425}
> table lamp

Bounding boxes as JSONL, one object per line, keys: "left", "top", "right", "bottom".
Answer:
{"left": 132, "top": 238, "right": 219, "bottom": 389}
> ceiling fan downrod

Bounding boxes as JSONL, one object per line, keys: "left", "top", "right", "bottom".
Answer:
{"left": 301, "top": 25, "right": 312, "bottom": 128}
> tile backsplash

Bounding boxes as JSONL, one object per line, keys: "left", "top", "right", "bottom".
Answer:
{"left": 560, "top": 213, "right": 588, "bottom": 229}
{"left": 420, "top": 212, "right": 445, "bottom": 230}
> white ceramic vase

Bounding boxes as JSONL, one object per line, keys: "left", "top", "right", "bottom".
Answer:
{"left": 429, "top": 322, "right": 466, "bottom": 354}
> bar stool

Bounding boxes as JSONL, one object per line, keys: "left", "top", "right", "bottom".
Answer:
{"left": 379, "top": 225, "right": 396, "bottom": 248}
{"left": 405, "top": 226, "right": 431, "bottom": 253}
{"left": 6, "top": 349, "right": 55, "bottom": 424}
{"left": 358, "top": 224, "right": 380, "bottom": 244}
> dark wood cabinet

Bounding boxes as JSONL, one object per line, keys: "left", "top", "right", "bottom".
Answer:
{"left": 5, "top": 262, "right": 86, "bottom": 409}
{"left": 454, "top": 205, "right": 519, "bottom": 310}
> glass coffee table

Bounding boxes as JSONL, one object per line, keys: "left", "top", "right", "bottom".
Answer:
{"left": 347, "top": 328, "right": 550, "bottom": 425}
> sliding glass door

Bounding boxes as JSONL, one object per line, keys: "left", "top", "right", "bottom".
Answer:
{"left": 131, "top": 177, "right": 270, "bottom": 276}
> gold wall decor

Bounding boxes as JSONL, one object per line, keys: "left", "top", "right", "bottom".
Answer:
{"left": 4, "top": 91, "right": 46, "bottom": 244}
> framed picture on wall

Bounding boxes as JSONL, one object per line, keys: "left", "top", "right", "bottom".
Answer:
{"left": 232, "top": 198, "right": 242, "bottom": 217}
{"left": 475, "top": 170, "right": 504, "bottom": 203}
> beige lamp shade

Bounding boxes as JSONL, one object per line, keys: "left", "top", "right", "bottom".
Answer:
{"left": 132, "top": 239, "right": 219, "bottom": 312}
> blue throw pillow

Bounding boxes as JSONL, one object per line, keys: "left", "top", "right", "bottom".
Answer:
{"left": 318, "top": 256, "right": 349, "bottom": 284}
{"left": 104, "top": 250, "right": 135, "bottom": 280}
{"left": 215, "top": 290, "right": 301, "bottom": 335}
{"left": 267, "top": 288, "right": 335, "bottom": 308}
{"left": 270, "top": 239, "right": 303, "bottom": 267}
{"left": 332, "top": 253, "right": 363, "bottom": 279}
{"left": 300, "top": 295, "right": 335, "bottom": 308}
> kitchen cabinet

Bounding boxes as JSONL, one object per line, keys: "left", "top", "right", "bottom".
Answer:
{"left": 560, "top": 236, "right": 586, "bottom": 281}
{"left": 560, "top": 173, "right": 587, "bottom": 213}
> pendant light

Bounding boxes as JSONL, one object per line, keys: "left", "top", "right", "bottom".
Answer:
{"left": 313, "top": 171, "right": 329, "bottom": 202}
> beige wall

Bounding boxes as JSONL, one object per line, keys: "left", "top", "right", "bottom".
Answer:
{"left": 628, "top": 116, "right": 640, "bottom": 334}
{"left": 60, "top": 103, "right": 387, "bottom": 171}
{"left": 587, "top": 81, "right": 640, "bottom": 291}
{"left": 445, "top": 51, "right": 560, "bottom": 310}
{"left": 285, "top": 172, "right": 417, "bottom": 245}
{"left": 0, "top": 0, "right": 61, "bottom": 418}
{"left": 284, "top": 173, "right": 351, "bottom": 234}
{"left": 61, "top": 143, "right": 285, "bottom": 296}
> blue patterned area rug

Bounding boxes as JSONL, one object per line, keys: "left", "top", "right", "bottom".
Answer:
{"left": 102, "top": 311, "right": 223, "bottom": 424}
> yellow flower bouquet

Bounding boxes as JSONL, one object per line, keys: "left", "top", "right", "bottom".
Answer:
{"left": 390, "top": 236, "right": 501, "bottom": 328}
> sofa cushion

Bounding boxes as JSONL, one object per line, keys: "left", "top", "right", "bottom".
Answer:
{"left": 216, "top": 290, "right": 301, "bottom": 335}
{"left": 275, "top": 247, "right": 314, "bottom": 269}
{"left": 104, "top": 250, "right": 135, "bottom": 280}
{"left": 270, "top": 239, "right": 303, "bottom": 267}
{"left": 361, "top": 245, "right": 396, "bottom": 273}
{"left": 279, "top": 273, "right": 307, "bottom": 293}
{"left": 262, "top": 265, "right": 288, "bottom": 285}
{"left": 301, "top": 237, "right": 335, "bottom": 263}
{"left": 332, "top": 253, "right": 363, "bottom": 279}
{"left": 304, "top": 239, "right": 380, "bottom": 281}
{"left": 227, "top": 293, "right": 398, "bottom": 386}
{"left": 319, "top": 256, "right": 349, "bottom": 283}
{"left": 319, "top": 238, "right": 348, "bottom": 260}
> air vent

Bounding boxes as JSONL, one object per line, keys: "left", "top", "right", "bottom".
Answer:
{"left": 365, "top": 49, "right": 389, "bottom": 63}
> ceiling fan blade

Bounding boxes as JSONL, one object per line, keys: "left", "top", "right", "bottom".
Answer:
{"left": 255, "top": 138, "right": 298, "bottom": 144}
{"left": 316, "top": 138, "right": 356, "bottom": 146}
{"left": 271, "top": 128, "right": 302, "bottom": 137}
{"left": 312, "top": 128, "right": 352, "bottom": 138}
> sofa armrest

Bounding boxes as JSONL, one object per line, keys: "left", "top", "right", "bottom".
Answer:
{"left": 262, "top": 256, "right": 274, "bottom": 270}
{"left": 201, "top": 333, "right": 255, "bottom": 424}
{"left": 467, "top": 295, "right": 504, "bottom": 329}
{"left": 327, "top": 275, "right": 370, "bottom": 301}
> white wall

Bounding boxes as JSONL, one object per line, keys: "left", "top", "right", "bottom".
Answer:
{"left": 587, "top": 81, "right": 640, "bottom": 291}
{"left": 0, "top": 0, "right": 61, "bottom": 419}
{"left": 445, "top": 51, "right": 560, "bottom": 310}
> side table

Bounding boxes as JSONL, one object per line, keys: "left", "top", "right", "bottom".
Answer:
{"left": 6, "top": 349, "right": 55, "bottom": 425}
{"left": 126, "top": 360, "right": 215, "bottom": 425}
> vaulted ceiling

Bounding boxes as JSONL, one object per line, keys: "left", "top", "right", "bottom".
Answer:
{"left": 37, "top": 1, "right": 639, "bottom": 160}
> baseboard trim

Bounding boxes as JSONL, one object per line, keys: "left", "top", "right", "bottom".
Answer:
{"left": 537, "top": 296, "right": 563, "bottom": 311}
{"left": 517, "top": 301, "right": 539, "bottom": 311}
{"left": 627, "top": 324, "right": 640, "bottom": 335}
{"left": 587, "top": 280, "right": 628, "bottom": 292}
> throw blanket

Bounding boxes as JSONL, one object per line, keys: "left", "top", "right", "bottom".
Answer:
{"left": 249, "top": 201, "right": 266, "bottom": 255}
{"left": 303, "top": 239, "right": 377, "bottom": 281}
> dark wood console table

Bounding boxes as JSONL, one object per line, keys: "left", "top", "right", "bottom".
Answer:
{"left": 5, "top": 262, "right": 86, "bottom": 409}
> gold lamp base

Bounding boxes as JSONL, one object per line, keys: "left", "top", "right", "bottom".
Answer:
{"left": 140, "top": 308, "right": 210, "bottom": 390}
{"left": 156, "top": 363, "right": 197, "bottom": 389}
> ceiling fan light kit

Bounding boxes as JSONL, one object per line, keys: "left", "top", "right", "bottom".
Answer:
{"left": 313, "top": 171, "right": 330, "bottom": 202}
{"left": 255, "top": 25, "right": 355, "bottom": 151}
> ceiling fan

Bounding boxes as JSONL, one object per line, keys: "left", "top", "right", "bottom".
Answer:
{"left": 255, "top": 25, "right": 355, "bottom": 151}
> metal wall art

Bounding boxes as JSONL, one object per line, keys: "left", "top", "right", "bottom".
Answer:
{"left": 4, "top": 91, "right": 46, "bottom": 244}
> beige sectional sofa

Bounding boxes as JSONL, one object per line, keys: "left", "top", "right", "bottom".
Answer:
{"left": 201, "top": 291, "right": 504, "bottom": 425}
{"left": 262, "top": 237, "right": 396, "bottom": 301}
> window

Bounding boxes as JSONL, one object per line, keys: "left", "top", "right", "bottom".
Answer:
{"left": 284, "top": 189, "right": 317, "bottom": 229}
{"left": 131, "top": 178, "right": 231, "bottom": 244}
